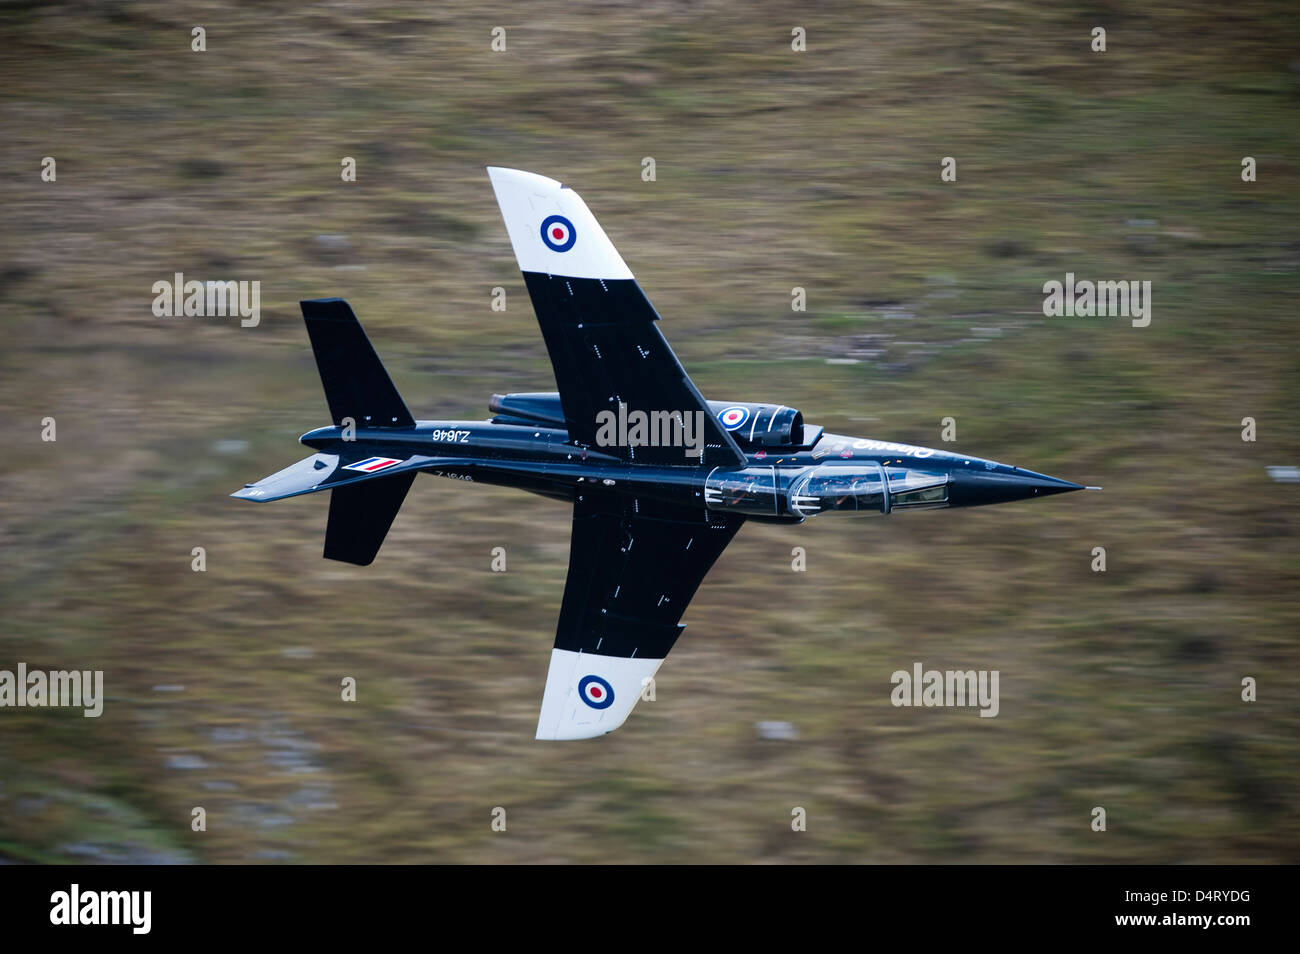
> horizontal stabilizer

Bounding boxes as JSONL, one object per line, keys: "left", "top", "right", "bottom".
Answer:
{"left": 232, "top": 452, "right": 438, "bottom": 502}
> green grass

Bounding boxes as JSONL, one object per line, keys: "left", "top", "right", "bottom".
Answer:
{"left": 0, "top": 0, "right": 1297, "bottom": 863}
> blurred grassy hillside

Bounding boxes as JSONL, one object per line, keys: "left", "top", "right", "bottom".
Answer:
{"left": 0, "top": 0, "right": 1297, "bottom": 863}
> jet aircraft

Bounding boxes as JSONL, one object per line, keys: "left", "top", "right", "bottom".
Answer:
{"left": 234, "top": 167, "right": 1093, "bottom": 739}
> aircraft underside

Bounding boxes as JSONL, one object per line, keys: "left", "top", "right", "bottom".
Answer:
{"left": 233, "top": 167, "right": 1088, "bottom": 739}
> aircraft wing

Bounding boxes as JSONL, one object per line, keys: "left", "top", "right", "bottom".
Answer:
{"left": 536, "top": 492, "right": 743, "bottom": 739}
{"left": 487, "top": 167, "right": 746, "bottom": 469}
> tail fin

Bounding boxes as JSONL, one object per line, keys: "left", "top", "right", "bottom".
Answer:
{"left": 324, "top": 471, "right": 417, "bottom": 566}
{"left": 301, "top": 299, "right": 415, "bottom": 428}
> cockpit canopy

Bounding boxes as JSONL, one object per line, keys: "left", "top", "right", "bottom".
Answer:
{"left": 704, "top": 462, "right": 950, "bottom": 518}
{"left": 882, "top": 465, "right": 950, "bottom": 509}
{"left": 789, "top": 463, "right": 949, "bottom": 516}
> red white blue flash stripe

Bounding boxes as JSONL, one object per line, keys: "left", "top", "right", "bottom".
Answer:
{"left": 343, "top": 456, "right": 403, "bottom": 473}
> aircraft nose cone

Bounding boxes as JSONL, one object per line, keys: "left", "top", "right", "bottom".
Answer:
{"left": 1014, "top": 468, "right": 1086, "bottom": 496}
{"left": 948, "top": 466, "right": 1085, "bottom": 507}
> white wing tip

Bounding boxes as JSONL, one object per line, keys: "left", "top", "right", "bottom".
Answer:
{"left": 486, "top": 165, "right": 562, "bottom": 190}
{"left": 534, "top": 649, "right": 661, "bottom": 740}
{"left": 487, "top": 167, "right": 633, "bottom": 281}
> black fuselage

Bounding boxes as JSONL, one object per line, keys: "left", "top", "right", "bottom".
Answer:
{"left": 300, "top": 418, "right": 1084, "bottom": 523}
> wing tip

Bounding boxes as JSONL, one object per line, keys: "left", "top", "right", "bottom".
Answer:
{"left": 486, "top": 166, "right": 560, "bottom": 190}
{"left": 535, "top": 723, "right": 615, "bottom": 741}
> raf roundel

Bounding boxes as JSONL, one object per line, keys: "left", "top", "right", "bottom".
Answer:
{"left": 540, "top": 214, "right": 577, "bottom": 253}
{"left": 577, "top": 674, "right": 615, "bottom": 710}
{"left": 718, "top": 406, "right": 749, "bottom": 430}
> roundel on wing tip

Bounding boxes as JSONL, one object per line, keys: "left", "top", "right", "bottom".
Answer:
{"left": 718, "top": 406, "right": 749, "bottom": 430}
{"left": 577, "top": 674, "right": 615, "bottom": 710}
{"left": 540, "top": 214, "right": 577, "bottom": 252}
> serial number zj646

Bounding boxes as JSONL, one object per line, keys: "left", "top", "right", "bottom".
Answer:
{"left": 430, "top": 429, "right": 471, "bottom": 444}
